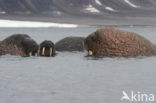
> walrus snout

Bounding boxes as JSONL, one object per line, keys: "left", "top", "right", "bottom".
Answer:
{"left": 39, "top": 40, "right": 55, "bottom": 57}
{"left": 84, "top": 33, "right": 95, "bottom": 56}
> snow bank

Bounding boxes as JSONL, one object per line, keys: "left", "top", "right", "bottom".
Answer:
{"left": 0, "top": 19, "right": 78, "bottom": 28}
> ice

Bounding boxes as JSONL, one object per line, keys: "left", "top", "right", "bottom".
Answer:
{"left": 0, "top": 19, "right": 78, "bottom": 28}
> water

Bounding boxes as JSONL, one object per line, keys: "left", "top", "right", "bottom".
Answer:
{"left": 0, "top": 19, "right": 78, "bottom": 28}
{"left": 0, "top": 27, "right": 156, "bottom": 103}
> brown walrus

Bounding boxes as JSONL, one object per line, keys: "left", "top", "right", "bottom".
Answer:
{"left": 55, "top": 36, "right": 85, "bottom": 52}
{"left": 39, "top": 40, "right": 56, "bottom": 57}
{"left": 0, "top": 34, "right": 39, "bottom": 57}
{"left": 84, "top": 28, "right": 156, "bottom": 57}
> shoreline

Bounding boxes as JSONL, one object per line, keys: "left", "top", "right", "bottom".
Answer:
{"left": 0, "top": 15, "right": 156, "bottom": 27}
{"left": 0, "top": 19, "right": 79, "bottom": 28}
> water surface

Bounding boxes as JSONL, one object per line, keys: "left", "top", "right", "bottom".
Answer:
{"left": 0, "top": 27, "right": 156, "bottom": 103}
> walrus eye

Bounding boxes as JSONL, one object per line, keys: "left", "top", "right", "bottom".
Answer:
{"left": 50, "top": 48, "right": 53, "bottom": 56}
{"left": 88, "top": 50, "right": 93, "bottom": 56}
{"left": 29, "top": 52, "right": 32, "bottom": 56}
{"left": 42, "top": 47, "right": 45, "bottom": 55}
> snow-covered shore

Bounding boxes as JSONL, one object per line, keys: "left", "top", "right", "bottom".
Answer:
{"left": 0, "top": 19, "right": 78, "bottom": 28}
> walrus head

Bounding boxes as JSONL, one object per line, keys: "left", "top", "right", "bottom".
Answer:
{"left": 84, "top": 32, "right": 96, "bottom": 56}
{"left": 0, "top": 34, "right": 39, "bottom": 57}
{"left": 21, "top": 37, "right": 39, "bottom": 57}
{"left": 39, "top": 40, "right": 55, "bottom": 57}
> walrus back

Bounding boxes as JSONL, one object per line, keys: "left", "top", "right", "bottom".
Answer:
{"left": 0, "top": 34, "right": 30, "bottom": 46}
{"left": 92, "top": 28, "right": 156, "bottom": 57}
{"left": 55, "top": 36, "right": 85, "bottom": 51}
{"left": 0, "top": 34, "right": 31, "bottom": 56}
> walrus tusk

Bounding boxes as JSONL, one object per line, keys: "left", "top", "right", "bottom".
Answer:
{"left": 88, "top": 50, "right": 93, "bottom": 56}
{"left": 42, "top": 47, "right": 45, "bottom": 55}
{"left": 35, "top": 53, "right": 38, "bottom": 56}
{"left": 50, "top": 48, "right": 53, "bottom": 56}
{"left": 29, "top": 52, "right": 32, "bottom": 56}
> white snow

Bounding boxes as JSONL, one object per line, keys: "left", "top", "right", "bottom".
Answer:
{"left": 0, "top": 19, "right": 78, "bottom": 28}
{"left": 0, "top": 11, "right": 6, "bottom": 14}
{"left": 95, "top": 0, "right": 102, "bottom": 6}
{"left": 124, "top": 0, "right": 140, "bottom": 8}
{"left": 105, "top": 7, "right": 116, "bottom": 12}
{"left": 56, "top": 11, "right": 62, "bottom": 15}
{"left": 85, "top": 5, "right": 100, "bottom": 13}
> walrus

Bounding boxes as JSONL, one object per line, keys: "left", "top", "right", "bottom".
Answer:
{"left": 0, "top": 34, "right": 39, "bottom": 57}
{"left": 84, "top": 28, "right": 156, "bottom": 57}
{"left": 55, "top": 36, "right": 85, "bottom": 51}
{"left": 39, "top": 40, "right": 56, "bottom": 57}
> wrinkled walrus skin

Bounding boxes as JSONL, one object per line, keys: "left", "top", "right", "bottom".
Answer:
{"left": 84, "top": 28, "right": 156, "bottom": 57}
{"left": 55, "top": 36, "right": 85, "bottom": 52}
{"left": 0, "top": 34, "right": 39, "bottom": 57}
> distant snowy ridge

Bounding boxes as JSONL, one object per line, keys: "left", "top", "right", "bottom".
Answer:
{"left": 105, "top": 7, "right": 116, "bottom": 12}
{"left": 0, "top": 0, "right": 155, "bottom": 18}
{"left": 85, "top": 5, "right": 100, "bottom": 13}
{"left": 124, "top": 0, "right": 140, "bottom": 8}
{"left": 95, "top": 0, "right": 102, "bottom": 6}
{"left": 0, "top": 19, "right": 78, "bottom": 28}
